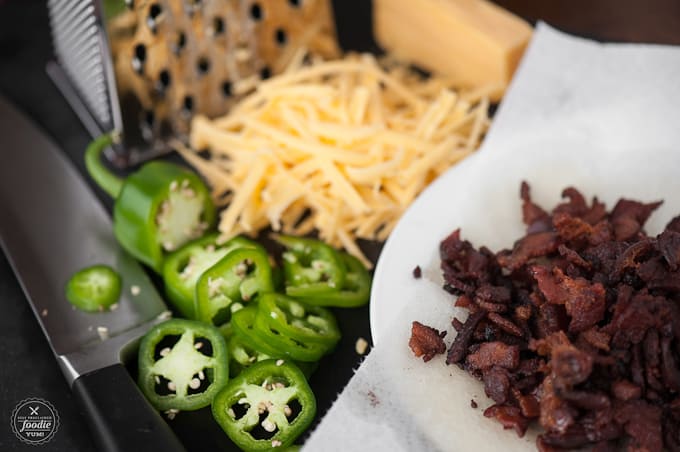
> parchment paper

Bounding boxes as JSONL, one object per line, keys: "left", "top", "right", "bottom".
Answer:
{"left": 304, "top": 23, "right": 680, "bottom": 452}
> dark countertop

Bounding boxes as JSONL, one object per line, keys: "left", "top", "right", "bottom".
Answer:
{"left": 1, "top": 1, "right": 680, "bottom": 451}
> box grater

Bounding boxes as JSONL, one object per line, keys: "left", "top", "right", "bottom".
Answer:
{"left": 46, "top": 0, "right": 340, "bottom": 167}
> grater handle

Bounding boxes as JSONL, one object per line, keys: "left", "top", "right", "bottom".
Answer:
{"left": 73, "top": 364, "right": 186, "bottom": 452}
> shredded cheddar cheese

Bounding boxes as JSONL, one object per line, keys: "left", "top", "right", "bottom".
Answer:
{"left": 178, "top": 53, "right": 491, "bottom": 267}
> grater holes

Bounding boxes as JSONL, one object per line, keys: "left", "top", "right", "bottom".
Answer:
{"left": 146, "top": 3, "right": 163, "bottom": 33}
{"left": 144, "top": 110, "right": 155, "bottom": 128}
{"left": 249, "top": 3, "right": 263, "bottom": 21}
{"left": 212, "top": 17, "right": 225, "bottom": 36}
{"left": 156, "top": 69, "right": 171, "bottom": 94}
{"left": 274, "top": 28, "right": 287, "bottom": 46}
{"left": 173, "top": 31, "right": 186, "bottom": 55}
{"left": 197, "top": 57, "right": 211, "bottom": 75}
{"left": 132, "top": 43, "right": 146, "bottom": 74}
{"left": 186, "top": 0, "right": 202, "bottom": 13}
{"left": 221, "top": 81, "right": 233, "bottom": 97}
{"left": 183, "top": 96, "right": 194, "bottom": 116}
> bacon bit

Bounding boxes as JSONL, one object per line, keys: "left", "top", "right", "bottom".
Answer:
{"left": 466, "top": 342, "right": 519, "bottom": 371}
{"left": 409, "top": 322, "right": 446, "bottom": 362}
{"left": 446, "top": 310, "right": 485, "bottom": 364}
{"left": 470, "top": 399, "right": 478, "bottom": 409}
{"left": 497, "top": 232, "right": 559, "bottom": 271}
{"left": 412, "top": 265, "right": 422, "bottom": 279}
{"left": 612, "top": 380, "right": 641, "bottom": 401}
{"left": 487, "top": 312, "right": 523, "bottom": 337}
{"left": 551, "top": 345, "right": 593, "bottom": 386}
{"left": 517, "top": 394, "right": 540, "bottom": 418}
{"left": 483, "top": 405, "right": 529, "bottom": 437}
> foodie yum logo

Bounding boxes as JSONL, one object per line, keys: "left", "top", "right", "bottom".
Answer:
{"left": 10, "top": 398, "right": 60, "bottom": 445}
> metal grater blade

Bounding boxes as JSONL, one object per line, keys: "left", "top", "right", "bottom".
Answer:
{"left": 47, "top": 0, "right": 339, "bottom": 167}
{"left": 47, "top": 0, "right": 120, "bottom": 137}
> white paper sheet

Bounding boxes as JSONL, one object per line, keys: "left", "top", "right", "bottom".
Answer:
{"left": 304, "top": 23, "right": 680, "bottom": 452}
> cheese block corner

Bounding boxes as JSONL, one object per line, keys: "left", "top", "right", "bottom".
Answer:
{"left": 373, "top": 0, "right": 533, "bottom": 100}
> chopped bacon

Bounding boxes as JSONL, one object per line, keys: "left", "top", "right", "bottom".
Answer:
{"left": 483, "top": 366, "right": 511, "bottom": 404}
{"left": 498, "top": 232, "right": 559, "bottom": 271}
{"left": 611, "top": 380, "right": 641, "bottom": 401}
{"left": 446, "top": 310, "right": 485, "bottom": 365}
{"left": 484, "top": 405, "right": 530, "bottom": 437}
{"left": 551, "top": 344, "right": 593, "bottom": 387}
{"left": 614, "top": 400, "right": 664, "bottom": 452}
{"left": 532, "top": 267, "right": 606, "bottom": 333}
{"left": 553, "top": 212, "right": 594, "bottom": 242}
{"left": 610, "top": 198, "right": 663, "bottom": 241}
{"left": 558, "top": 244, "right": 592, "bottom": 270}
{"left": 488, "top": 312, "right": 524, "bottom": 337}
{"left": 466, "top": 341, "right": 519, "bottom": 371}
{"left": 658, "top": 229, "right": 680, "bottom": 271}
{"left": 409, "top": 183, "right": 680, "bottom": 451}
{"left": 408, "top": 321, "right": 446, "bottom": 362}
{"left": 521, "top": 181, "right": 552, "bottom": 233}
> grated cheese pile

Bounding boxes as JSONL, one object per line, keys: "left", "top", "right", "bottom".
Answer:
{"left": 178, "top": 52, "right": 491, "bottom": 267}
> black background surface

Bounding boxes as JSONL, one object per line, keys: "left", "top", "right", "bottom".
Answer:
{"left": 2, "top": 0, "right": 680, "bottom": 451}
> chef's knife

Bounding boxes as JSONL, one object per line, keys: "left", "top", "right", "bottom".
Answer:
{"left": 0, "top": 95, "right": 185, "bottom": 452}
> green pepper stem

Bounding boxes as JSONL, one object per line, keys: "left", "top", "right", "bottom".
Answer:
{"left": 85, "top": 133, "right": 124, "bottom": 199}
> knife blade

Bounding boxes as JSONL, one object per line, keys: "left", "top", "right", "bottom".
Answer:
{"left": 0, "top": 95, "right": 185, "bottom": 452}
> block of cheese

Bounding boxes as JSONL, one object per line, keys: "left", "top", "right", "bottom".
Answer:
{"left": 373, "top": 0, "right": 532, "bottom": 100}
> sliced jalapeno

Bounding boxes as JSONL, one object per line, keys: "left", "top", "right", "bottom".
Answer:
{"left": 65, "top": 264, "right": 122, "bottom": 312}
{"left": 211, "top": 360, "right": 316, "bottom": 451}
{"left": 296, "top": 252, "right": 371, "bottom": 307}
{"left": 232, "top": 306, "right": 328, "bottom": 362}
{"left": 137, "top": 319, "right": 229, "bottom": 411}
{"left": 255, "top": 293, "right": 340, "bottom": 348}
{"left": 195, "top": 247, "right": 274, "bottom": 326}
{"left": 163, "top": 233, "right": 262, "bottom": 318}
{"left": 228, "top": 331, "right": 318, "bottom": 379}
{"left": 274, "top": 235, "right": 346, "bottom": 299}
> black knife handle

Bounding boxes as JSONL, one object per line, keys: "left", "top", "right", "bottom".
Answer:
{"left": 73, "top": 363, "right": 186, "bottom": 452}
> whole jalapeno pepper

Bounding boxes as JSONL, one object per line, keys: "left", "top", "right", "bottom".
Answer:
{"left": 85, "top": 133, "right": 215, "bottom": 272}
